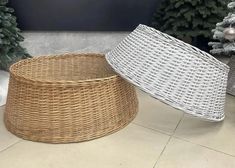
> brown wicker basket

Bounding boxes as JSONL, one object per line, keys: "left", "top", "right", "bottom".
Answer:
{"left": 4, "top": 53, "right": 138, "bottom": 143}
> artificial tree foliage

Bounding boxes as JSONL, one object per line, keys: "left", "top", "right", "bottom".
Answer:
{"left": 0, "top": 0, "right": 30, "bottom": 71}
{"left": 209, "top": 0, "right": 235, "bottom": 56}
{"left": 152, "top": 0, "right": 228, "bottom": 41}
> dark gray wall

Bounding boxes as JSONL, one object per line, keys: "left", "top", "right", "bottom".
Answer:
{"left": 9, "top": 0, "right": 161, "bottom": 31}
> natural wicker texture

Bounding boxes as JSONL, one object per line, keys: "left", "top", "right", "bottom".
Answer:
{"left": 227, "top": 55, "right": 235, "bottom": 96}
{"left": 106, "top": 24, "right": 229, "bottom": 121}
{"left": 4, "top": 53, "right": 138, "bottom": 143}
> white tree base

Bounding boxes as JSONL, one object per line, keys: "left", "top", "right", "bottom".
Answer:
{"left": 0, "top": 70, "right": 10, "bottom": 106}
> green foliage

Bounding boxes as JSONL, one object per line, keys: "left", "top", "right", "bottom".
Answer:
{"left": 0, "top": 0, "right": 30, "bottom": 71}
{"left": 152, "top": 0, "right": 229, "bottom": 40}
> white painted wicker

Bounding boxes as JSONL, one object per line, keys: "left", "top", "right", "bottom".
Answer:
{"left": 106, "top": 24, "right": 229, "bottom": 121}
{"left": 227, "top": 55, "right": 235, "bottom": 96}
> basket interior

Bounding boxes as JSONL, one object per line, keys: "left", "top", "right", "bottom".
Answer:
{"left": 11, "top": 54, "right": 116, "bottom": 81}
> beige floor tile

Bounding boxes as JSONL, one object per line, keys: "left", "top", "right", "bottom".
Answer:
{"left": 156, "top": 137, "right": 235, "bottom": 168}
{"left": 133, "top": 89, "right": 183, "bottom": 135}
{"left": 0, "top": 106, "right": 20, "bottom": 152}
{"left": 0, "top": 124, "right": 169, "bottom": 168}
{"left": 174, "top": 95, "right": 235, "bottom": 156}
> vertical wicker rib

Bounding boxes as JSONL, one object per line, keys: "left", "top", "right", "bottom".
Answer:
{"left": 106, "top": 24, "right": 229, "bottom": 121}
{"left": 4, "top": 53, "right": 138, "bottom": 143}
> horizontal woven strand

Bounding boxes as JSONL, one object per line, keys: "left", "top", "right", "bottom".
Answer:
{"left": 137, "top": 24, "right": 229, "bottom": 72}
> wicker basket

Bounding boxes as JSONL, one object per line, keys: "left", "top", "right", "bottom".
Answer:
{"left": 4, "top": 53, "right": 138, "bottom": 143}
{"left": 106, "top": 24, "right": 229, "bottom": 121}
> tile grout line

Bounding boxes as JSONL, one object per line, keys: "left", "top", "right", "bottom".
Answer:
{"left": 173, "top": 113, "right": 185, "bottom": 133}
{"left": 152, "top": 135, "right": 171, "bottom": 168}
{"left": 171, "top": 113, "right": 235, "bottom": 158}
{"left": 132, "top": 122, "right": 171, "bottom": 136}
{"left": 152, "top": 113, "right": 185, "bottom": 168}
{"left": 0, "top": 140, "right": 22, "bottom": 153}
{"left": 172, "top": 135, "right": 235, "bottom": 158}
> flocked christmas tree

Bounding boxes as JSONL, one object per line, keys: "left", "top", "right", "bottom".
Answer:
{"left": 209, "top": 0, "right": 235, "bottom": 56}
{"left": 0, "top": 0, "right": 30, "bottom": 71}
{"left": 209, "top": 0, "right": 235, "bottom": 96}
{"left": 152, "top": 0, "right": 228, "bottom": 45}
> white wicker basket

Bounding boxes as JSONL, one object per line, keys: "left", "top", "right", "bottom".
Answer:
{"left": 106, "top": 24, "right": 229, "bottom": 121}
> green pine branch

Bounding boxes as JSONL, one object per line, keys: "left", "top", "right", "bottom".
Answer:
{"left": 0, "top": 0, "right": 31, "bottom": 71}
{"left": 152, "top": 0, "right": 229, "bottom": 40}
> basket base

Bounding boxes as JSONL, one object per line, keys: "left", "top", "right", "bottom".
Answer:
{"left": 4, "top": 111, "right": 137, "bottom": 144}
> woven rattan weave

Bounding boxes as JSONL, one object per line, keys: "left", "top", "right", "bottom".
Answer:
{"left": 4, "top": 53, "right": 138, "bottom": 143}
{"left": 106, "top": 24, "right": 229, "bottom": 121}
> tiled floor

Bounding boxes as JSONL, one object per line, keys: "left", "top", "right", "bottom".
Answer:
{"left": 1, "top": 89, "right": 235, "bottom": 168}
{"left": 0, "top": 32, "right": 234, "bottom": 167}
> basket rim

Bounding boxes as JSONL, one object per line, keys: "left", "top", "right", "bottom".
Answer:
{"left": 137, "top": 24, "right": 229, "bottom": 72}
{"left": 9, "top": 53, "right": 120, "bottom": 86}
